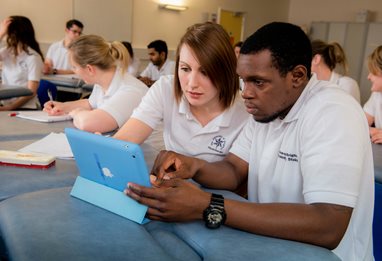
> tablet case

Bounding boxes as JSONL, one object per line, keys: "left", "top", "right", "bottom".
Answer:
{"left": 65, "top": 128, "right": 151, "bottom": 224}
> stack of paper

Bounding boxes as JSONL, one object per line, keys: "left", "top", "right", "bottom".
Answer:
{"left": 19, "top": 132, "right": 74, "bottom": 159}
{"left": 16, "top": 111, "right": 72, "bottom": 123}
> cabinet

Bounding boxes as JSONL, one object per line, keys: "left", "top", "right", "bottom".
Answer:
{"left": 310, "top": 22, "right": 382, "bottom": 104}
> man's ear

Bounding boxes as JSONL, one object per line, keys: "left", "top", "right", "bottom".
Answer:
{"left": 291, "top": 65, "right": 308, "bottom": 88}
{"left": 159, "top": 51, "right": 166, "bottom": 60}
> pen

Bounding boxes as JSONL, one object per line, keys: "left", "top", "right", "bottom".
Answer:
{"left": 47, "top": 89, "right": 53, "bottom": 102}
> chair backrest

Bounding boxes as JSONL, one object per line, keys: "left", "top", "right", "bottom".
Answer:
{"left": 37, "top": 80, "right": 57, "bottom": 108}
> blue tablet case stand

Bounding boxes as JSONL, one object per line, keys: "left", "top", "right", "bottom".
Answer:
{"left": 71, "top": 176, "right": 149, "bottom": 224}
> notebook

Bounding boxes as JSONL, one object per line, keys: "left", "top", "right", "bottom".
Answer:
{"left": 65, "top": 128, "right": 151, "bottom": 224}
{"left": 16, "top": 111, "right": 72, "bottom": 123}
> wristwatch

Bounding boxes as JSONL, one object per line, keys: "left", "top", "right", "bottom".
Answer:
{"left": 203, "top": 193, "right": 226, "bottom": 229}
{"left": 52, "top": 68, "right": 57, "bottom": 75}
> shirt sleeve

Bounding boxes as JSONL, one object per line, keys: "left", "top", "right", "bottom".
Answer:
{"left": 229, "top": 118, "right": 253, "bottom": 163}
{"left": 27, "top": 53, "right": 43, "bottom": 81}
{"left": 139, "top": 63, "right": 152, "bottom": 78}
{"left": 131, "top": 76, "right": 169, "bottom": 129}
{"left": 363, "top": 92, "right": 377, "bottom": 117}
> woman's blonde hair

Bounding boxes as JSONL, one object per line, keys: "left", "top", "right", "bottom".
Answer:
{"left": 311, "top": 40, "right": 348, "bottom": 74}
{"left": 173, "top": 22, "right": 239, "bottom": 109}
{"left": 68, "top": 34, "right": 129, "bottom": 72}
{"left": 368, "top": 45, "right": 382, "bottom": 75}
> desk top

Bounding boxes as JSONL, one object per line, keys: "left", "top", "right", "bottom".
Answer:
{"left": 0, "top": 84, "right": 32, "bottom": 99}
{"left": 0, "top": 117, "right": 78, "bottom": 201}
{"left": 0, "top": 111, "right": 74, "bottom": 140}
{"left": 42, "top": 75, "right": 83, "bottom": 89}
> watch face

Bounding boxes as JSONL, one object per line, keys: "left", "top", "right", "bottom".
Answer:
{"left": 206, "top": 210, "right": 224, "bottom": 229}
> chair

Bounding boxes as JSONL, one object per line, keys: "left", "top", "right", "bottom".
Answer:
{"left": 374, "top": 181, "right": 382, "bottom": 261}
{"left": 37, "top": 80, "right": 57, "bottom": 108}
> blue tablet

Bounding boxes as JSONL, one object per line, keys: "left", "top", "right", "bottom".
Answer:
{"left": 65, "top": 128, "right": 151, "bottom": 191}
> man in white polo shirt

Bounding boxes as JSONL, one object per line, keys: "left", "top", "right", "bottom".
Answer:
{"left": 43, "top": 19, "right": 84, "bottom": 75}
{"left": 125, "top": 22, "right": 374, "bottom": 261}
{"left": 138, "top": 39, "right": 175, "bottom": 87}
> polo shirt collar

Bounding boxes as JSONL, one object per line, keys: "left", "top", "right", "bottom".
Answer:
{"left": 282, "top": 73, "right": 319, "bottom": 123}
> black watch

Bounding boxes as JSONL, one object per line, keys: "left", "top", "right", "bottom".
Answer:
{"left": 52, "top": 68, "right": 57, "bottom": 75}
{"left": 203, "top": 193, "right": 226, "bottom": 229}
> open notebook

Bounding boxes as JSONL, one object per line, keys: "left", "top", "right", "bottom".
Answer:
{"left": 16, "top": 111, "right": 72, "bottom": 123}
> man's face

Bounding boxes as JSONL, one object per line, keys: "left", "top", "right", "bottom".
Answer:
{"left": 148, "top": 48, "right": 165, "bottom": 66}
{"left": 237, "top": 50, "right": 297, "bottom": 123}
{"left": 65, "top": 25, "right": 83, "bottom": 42}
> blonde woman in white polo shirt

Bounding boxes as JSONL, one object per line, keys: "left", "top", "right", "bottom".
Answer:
{"left": 114, "top": 22, "right": 248, "bottom": 162}
{"left": 363, "top": 45, "right": 382, "bottom": 143}
{"left": 44, "top": 35, "right": 148, "bottom": 133}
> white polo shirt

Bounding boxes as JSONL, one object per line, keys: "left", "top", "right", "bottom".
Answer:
{"left": 139, "top": 59, "right": 175, "bottom": 81}
{"left": 0, "top": 47, "right": 42, "bottom": 109}
{"left": 230, "top": 74, "right": 374, "bottom": 261}
{"left": 88, "top": 69, "right": 148, "bottom": 128}
{"left": 363, "top": 91, "right": 382, "bottom": 128}
{"left": 329, "top": 71, "right": 360, "bottom": 103}
{"left": 132, "top": 75, "right": 249, "bottom": 162}
{"left": 46, "top": 40, "right": 71, "bottom": 70}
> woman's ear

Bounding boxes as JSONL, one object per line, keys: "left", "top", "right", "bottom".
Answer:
{"left": 86, "top": 64, "right": 95, "bottom": 75}
{"left": 312, "top": 54, "right": 321, "bottom": 66}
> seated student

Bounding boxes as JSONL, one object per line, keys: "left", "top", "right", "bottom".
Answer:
{"left": 44, "top": 35, "right": 148, "bottom": 133}
{"left": 43, "top": 19, "right": 84, "bottom": 75}
{"left": 125, "top": 22, "right": 374, "bottom": 261}
{"left": 122, "top": 41, "right": 140, "bottom": 77}
{"left": 0, "top": 16, "right": 43, "bottom": 111}
{"left": 114, "top": 22, "right": 249, "bottom": 162}
{"left": 137, "top": 39, "right": 175, "bottom": 87}
{"left": 363, "top": 45, "right": 382, "bottom": 144}
{"left": 311, "top": 40, "right": 360, "bottom": 103}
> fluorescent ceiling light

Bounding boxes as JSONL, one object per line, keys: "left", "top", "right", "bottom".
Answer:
{"left": 159, "top": 4, "right": 188, "bottom": 11}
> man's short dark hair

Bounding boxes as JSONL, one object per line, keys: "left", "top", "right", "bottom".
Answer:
{"left": 241, "top": 22, "right": 312, "bottom": 77}
{"left": 147, "top": 40, "right": 168, "bottom": 59}
{"left": 66, "top": 19, "right": 84, "bottom": 30}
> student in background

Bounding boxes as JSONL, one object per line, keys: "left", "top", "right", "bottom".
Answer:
{"left": 234, "top": 41, "right": 243, "bottom": 59}
{"left": 311, "top": 40, "right": 360, "bottom": 103}
{"left": 138, "top": 39, "right": 175, "bottom": 87}
{"left": 114, "top": 22, "right": 249, "bottom": 162}
{"left": 0, "top": 16, "right": 43, "bottom": 111}
{"left": 43, "top": 19, "right": 84, "bottom": 75}
{"left": 44, "top": 35, "right": 148, "bottom": 133}
{"left": 122, "top": 41, "right": 140, "bottom": 77}
{"left": 125, "top": 22, "right": 373, "bottom": 261}
{"left": 363, "top": 45, "right": 382, "bottom": 144}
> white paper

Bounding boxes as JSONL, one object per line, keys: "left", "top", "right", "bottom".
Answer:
{"left": 16, "top": 111, "right": 72, "bottom": 123}
{"left": 19, "top": 132, "right": 74, "bottom": 159}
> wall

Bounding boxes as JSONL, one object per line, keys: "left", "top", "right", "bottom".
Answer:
{"left": 131, "top": 0, "right": 290, "bottom": 50}
{"left": 288, "top": 0, "right": 382, "bottom": 29}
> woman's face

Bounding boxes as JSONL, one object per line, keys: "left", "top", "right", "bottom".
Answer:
{"left": 368, "top": 71, "right": 382, "bottom": 92}
{"left": 178, "top": 44, "right": 219, "bottom": 109}
{"left": 69, "top": 52, "right": 93, "bottom": 84}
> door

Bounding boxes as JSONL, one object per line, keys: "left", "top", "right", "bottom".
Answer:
{"left": 218, "top": 8, "right": 244, "bottom": 45}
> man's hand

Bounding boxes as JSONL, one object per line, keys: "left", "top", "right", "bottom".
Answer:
{"left": 370, "top": 127, "right": 382, "bottom": 143}
{"left": 125, "top": 176, "right": 210, "bottom": 222}
{"left": 150, "top": 150, "right": 207, "bottom": 185}
{"left": 43, "top": 101, "right": 65, "bottom": 115}
{"left": 138, "top": 76, "right": 155, "bottom": 87}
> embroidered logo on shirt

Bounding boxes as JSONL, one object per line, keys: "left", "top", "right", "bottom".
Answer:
{"left": 278, "top": 150, "right": 298, "bottom": 162}
{"left": 208, "top": 135, "right": 226, "bottom": 154}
